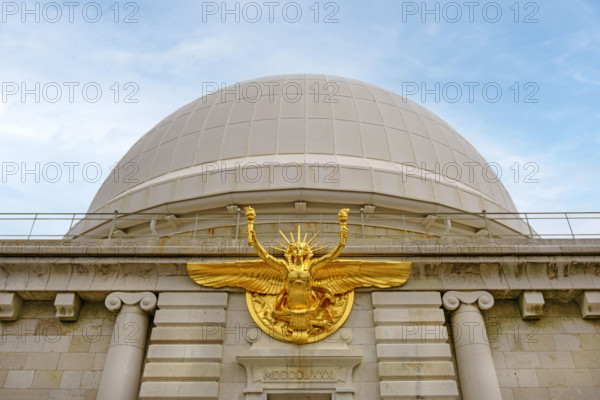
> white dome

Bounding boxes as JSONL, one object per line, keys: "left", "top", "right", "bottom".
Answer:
{"left": 71, "top": 74, "right": 528, "bottom": 237}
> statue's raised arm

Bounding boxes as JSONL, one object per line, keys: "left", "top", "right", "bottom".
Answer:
{"left": 245, "top": 206, "right": 286, "bottom": 269}
{"left": 309, "top": 208, "right": 349, "bottom": 272}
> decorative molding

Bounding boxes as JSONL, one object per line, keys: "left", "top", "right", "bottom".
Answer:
{"left": 576, "top": 291, "right": 600, "bottom": 319}
{"left": 442, "top": 291, "right": 494, "bottom": 311}
{"left": 105, "top": 292, "right": 157, "bottom": 313}
{"left": 0, "top": 292, "right": 23, "bottom": 321}
{"left": 2, "top": 259, "right": 600, "bottom": 295}
{"left": 54, "top": 292, "right": 82, "bottom": 321}
{"left": 518, "top": 291, "right": 544, "bottom": 320}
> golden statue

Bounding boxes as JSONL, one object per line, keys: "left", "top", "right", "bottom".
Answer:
{"left": 187, "top": 206, "right": 411, "bottom": 344}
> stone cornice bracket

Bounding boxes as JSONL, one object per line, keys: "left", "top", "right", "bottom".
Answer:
{"left": 105, "top": 292, "right": 157, "bottom": 314}
{"left": 576, "top": 291, "right": 600, "bottom": 319}
{"left": 55, "top": 293, "right": 82, "bottom": 321}
{"left": 518, "top": 291, "right": 544, "bottom": 320}
{"left": 0, "top": 292, "right": 23, "bottom": 321}
{"left": 442, "top": 291, "right": 494, "bottom": 311}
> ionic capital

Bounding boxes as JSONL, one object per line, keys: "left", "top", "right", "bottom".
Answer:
{"left": 105, "top": 292, "right": 157, "bottom": 313}
{"left": 442, "top": 291, "right": 494, "bottom": 311}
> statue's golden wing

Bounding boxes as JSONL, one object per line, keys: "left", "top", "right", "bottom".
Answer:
{"left": 187, "top": 260, "right": 286, "bottom": 295}
{"left": 311, "top": 260, "right": 411, "bottom": 295}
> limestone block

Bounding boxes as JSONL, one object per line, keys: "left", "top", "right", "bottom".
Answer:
{"left": 154, "top": 309, "right": 226, "bottom": 326}
{"left": 54, "top": 293, "right": 82, "bottom": 321}
{"left": 375, "top": 324, "right": 448, "bottom": 343}
{"left": 504, "top": 352, "right": 541, "bottom": 369}
{"left": 147, "top": 344, "right": 223, "bottom": 362}
{"left": 378, "top": 361, "right": 455, "bottom": 379}
{"left": 92, "top": 353, "right": 107, "bottom": 371}
{"left": 536, "top": 368, "right": 594, "bottom": 388}
{"left": 48, "top": 389, "right": 87, "bottom": 400}
{"left": 218, "top": 362, "right": 247, "bottom": 383}
{"left": 576, "top": 291, "right": 600, "bottom": 319}
{"left": 580, "top": 334, "right": 600, "bottom": 350}
{"left": 548, "top": 388, "right": 600, "bottom": 399}
{"left": 572, "top": 350, "right": 600, "bottom": 368}
{"left": 56, "top": 353, "right": 96, "bottom": 370}
{"left": 553, "top": 334, "right": 581, "bottom": 351}
{"left": 515, "top": 369, "right": 539, "bottom": 388}
{"left": 177, "top": 382, "right": 220, "bottom": 398}
{"left": 24, "top": 353, "right": 60, "bottom": 370}
{"left": 4, "top": 370, "right": 35, "bottom": 389}
{"left": 0, "top": 292, "right": 23, "bottom": 321}
{"left": 346, "top": 327, "right": 375, "bottom": 345}
{"left": 59, "top": 371, "right": 83, "bottom": 389}
{"left": 150, "top": 326, "right": 225, "bottom": 343}
{"left": 376, "top": 343, "right": 452, "bottom": 360}
{"left": 343, "top": 310, "right": 376, "bottom": 328}
{"left": 31, "top": 371, "right": 62, "bottom": 389}
{"left": 15, "top": 336, "right": 44, "bottom": 352}
{"left": 561, "top": 317, "right": 596, "bottom": 334}
{"left": 0, "top": 389, "right": 50, "bottom": 400}
{"left": 372, "top": 291, "right": 442, "bottom": 308}
{"left": 380, "top": 380, "right": 458, "bottom": 399}
{"left": 373, "top": 308, "right": 446, "bottom": 325}
{"left": 142, "top": 362, "right": 221, "bottom": 380}
{"left": 213, "top": 383, "right": 246, "bottom": 400}
{"left": 0, "top": 353, "right": 27, "bottom": 370}
{"left": 157, "top": 292, "right": 228, "bottom": 309}
{"left": 537, "top": 351, "right": 575, "bottom": 369}
{"left": 45, "top": 336, "right": 83, "bottom": 356}
{"left": 0, "top": 370, "right": 8, "bottom": 387}
{"left": 511, "top": 387, "right": 550, "bottom": 400}
{"left": 139, "top": 382, "right": 219, "bottom": 399}
{"left": 496, "top": 369, "right": 518, "bottom": 387}
{"left": 518, "top": 291, "right": 544, "bottom": 320}
{"left": 80, "top": 371, "right": 102, "bottom": 389}
{"left": 351, "top": 362, "right": 379, "bottom": 383}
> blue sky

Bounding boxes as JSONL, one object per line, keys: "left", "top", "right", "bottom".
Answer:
{"left": 0, "top": 0, "right": 599, "bottom": 236}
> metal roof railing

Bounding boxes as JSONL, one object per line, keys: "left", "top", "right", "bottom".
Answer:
{"left": 0, "top": 211, "right": 599, "bottom": 241}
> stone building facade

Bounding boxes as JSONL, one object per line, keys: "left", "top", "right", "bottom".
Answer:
{"left": 1, "top": 74, "right": 599, "bottom": 399}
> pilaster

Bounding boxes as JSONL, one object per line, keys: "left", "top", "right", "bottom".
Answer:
{"left": 442, "top": 290, "right": 501, "bottom": 400}
{"left": 97, "top": 291, "right": 157, "bottom": 400}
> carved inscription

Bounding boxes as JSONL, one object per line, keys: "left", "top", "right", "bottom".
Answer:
{"left": 263, "top": 368, "right": 336, "bottom": 382}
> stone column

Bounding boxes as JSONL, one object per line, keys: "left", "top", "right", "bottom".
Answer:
{"left": 442, "top": 291, "right": 502, "bottom": 400}
{"left": 97, "top": 292, "right": 157, "bottom": 400}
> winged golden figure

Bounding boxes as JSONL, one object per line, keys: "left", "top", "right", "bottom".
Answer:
{"left": 187, "top": 206, "right": 411, "bottom": 343}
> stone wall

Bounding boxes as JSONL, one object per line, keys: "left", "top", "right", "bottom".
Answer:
{"left": 486, "top": 299, "right": 600, "bottom": 400}
{"left": 140, "top": 292, "right": 226, "bottom": 400}
{"left": 0, "top": 301, "right": 112, "bottom": 400}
